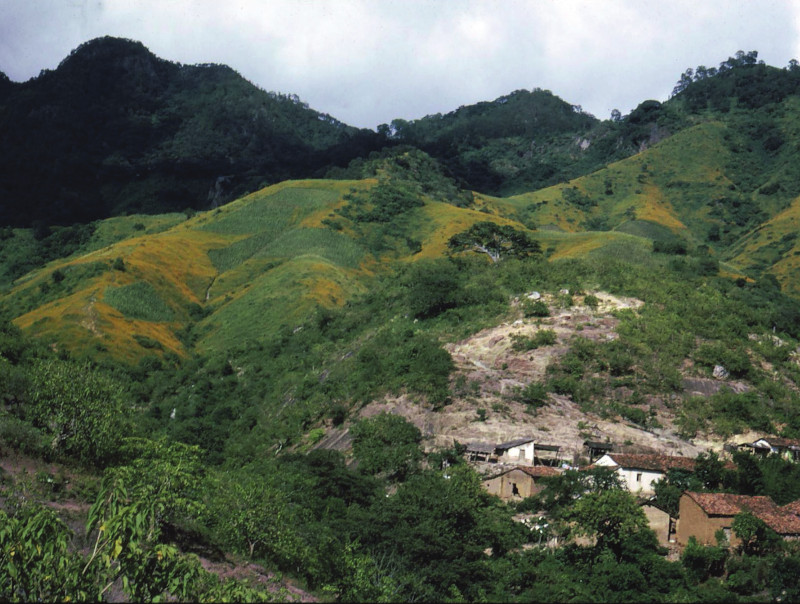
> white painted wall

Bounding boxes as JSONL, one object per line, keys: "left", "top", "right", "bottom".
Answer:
{"left": 593, "top": 454, "right": 665, "bottom": 495}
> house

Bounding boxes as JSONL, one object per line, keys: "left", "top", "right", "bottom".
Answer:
{"left": 676, "top": 491, "right": 800, "bottom": 547}
{"left": 592, "top": 453, "right": 696, "bottom": 496}
{"left": 739, "top": 436, "right": 800, "bottom": 461}
{"left": 494, "top": 438, "right": 561, "bottom": 466}
{"left": 482, "top": 466, "right": 562, "bottom": 501}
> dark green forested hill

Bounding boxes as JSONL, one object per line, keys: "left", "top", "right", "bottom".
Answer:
{"left": 0, "top": 36, "right": 384, "bottom": 227}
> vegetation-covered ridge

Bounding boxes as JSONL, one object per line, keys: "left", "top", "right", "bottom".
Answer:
{"left": 0, "top": 36, "right": 385, "bottom": 227}
{"left": 5, "top": 47, "right": 800, "bottom": 602}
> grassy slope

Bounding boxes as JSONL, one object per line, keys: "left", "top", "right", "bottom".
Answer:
{"left": 6, "top": 108, "right": 800, "bottom": 361}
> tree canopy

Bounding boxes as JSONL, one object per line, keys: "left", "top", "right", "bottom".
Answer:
{"left": 447, "top": 221, "right": 541, "bottom": 263}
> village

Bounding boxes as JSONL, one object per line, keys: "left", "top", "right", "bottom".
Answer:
{"left": 467, "top": 434, "right": 800, "bottom": 551}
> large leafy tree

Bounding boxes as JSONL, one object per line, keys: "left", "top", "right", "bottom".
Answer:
{"left": 351, "top": 413, "right": 422, "bottom": 480}
{"left": 566, "top": 489, "right": 652, "bottom": 560}
{"left": 447, "top": 221, "right": 540, "bottom": 263}
{"left": 27, "top": 359, "right": 129, "bottom": 466}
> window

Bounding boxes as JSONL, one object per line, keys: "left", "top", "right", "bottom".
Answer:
{"left": 512, "top": 483, "right": 520, "bottom": 496}
{"left": 636, "top": 473, "right": 642, "bottom": 483}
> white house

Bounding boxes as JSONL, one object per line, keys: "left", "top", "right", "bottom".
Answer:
{"left": 592, "top": 453, "right": 696, "bottom": 496}
{"left": 495, "top": 438, "right": 561, "bottom": 466}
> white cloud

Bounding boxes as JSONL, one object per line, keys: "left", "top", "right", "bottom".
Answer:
{"left": 1, "top": 0, "right": 799, "bottom": 127}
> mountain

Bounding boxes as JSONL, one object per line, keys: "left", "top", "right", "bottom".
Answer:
{"left": 0, "top": 36, "right": 384, "bottom": 227}
{"left": 6, "top": 48, "right": 800, "bottom": 602}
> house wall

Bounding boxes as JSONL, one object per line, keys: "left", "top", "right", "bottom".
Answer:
{"left": 502, "top": 442, "right": 535, "bottom": 463}
{"left": 618, "top": 468, "right": 664, "bottom": 495}
{"left": 482, "top": 469, "right": 541, "bottom": 500}
{"left": 592, "top": 456, "right": 664, "bottom": 494}
{"left": 676, "top": 496, "right": 738, "bottom": 547}
{"left": 642, "top": 505, "right": 672, "bottom": 545}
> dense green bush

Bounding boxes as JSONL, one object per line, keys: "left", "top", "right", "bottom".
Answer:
{"left": 350, "top": 413, "right": 422, "bottom": 479}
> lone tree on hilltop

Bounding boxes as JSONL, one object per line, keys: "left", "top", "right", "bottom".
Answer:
{"left": 447, "top": 221, "right": 540, "bottom": 263}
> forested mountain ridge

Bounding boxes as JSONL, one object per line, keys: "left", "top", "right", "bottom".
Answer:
{"left": 0, "top": 36, "right": 384, "bottom": 227}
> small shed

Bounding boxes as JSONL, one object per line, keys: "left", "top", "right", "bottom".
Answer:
{"left": 741, "top": 437, "right": 800, "bottom": 461}
{"left": 495, "top": 438, "right": 561, "bottom": 466}
{"left": 465, "top": 442, "right": 495, "bottom": 463}
{"left": 584, "top": 440, "right": 613, "bottom": 463}
{"left": 482, "top": 466, "right": 562, "bottom": 501}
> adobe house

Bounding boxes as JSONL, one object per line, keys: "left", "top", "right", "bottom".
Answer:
{"left": 494, "top": 438, "right": 561, "bottom": 467}
{"left": 482, "top": 466, "right": 562, "bottom": 501}
{"left": 739, "top": 436, "right": 800, "bottom": 461}
{"left": 676, "top": 492, "right": 800, "bottom": 547}
{"left": 592, "top": 453, "right": 696, "bottom": 496}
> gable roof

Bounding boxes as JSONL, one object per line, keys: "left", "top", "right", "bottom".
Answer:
{"left": 781, "top": 500, "right": 800, "bottom": 516}
{"left": 518, "top": 465, "right": 562, "bottom": 478}
{"left": 686, "top": 492, "right": 775, "bottom": 516}
{"left": 603, "top": 453, "right": 696, "bottom": 473}
{"left": 685, "top": 492, "right": 800, "bottom": 535}
{"left": 495, "top": 437, "right": 536, "bottom": 450}
{"left": 584, "top": 440, "right": 613, "bottom": 450}
{"left": 465, "top": 442, "right": 495, "bottom": 454}
{"left": 483, "top": 465, "right": 562, "bottom": 481}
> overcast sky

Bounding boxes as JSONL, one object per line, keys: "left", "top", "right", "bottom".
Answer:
{"left": 1, "top": 0, "right": 799, "bottom": 129}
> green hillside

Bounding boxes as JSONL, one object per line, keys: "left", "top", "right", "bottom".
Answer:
{"left": 6, "top": 48, "right": 800, "bottom": 603}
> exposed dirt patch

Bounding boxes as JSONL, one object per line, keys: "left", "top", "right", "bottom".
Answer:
{"left": 354, "top": 292, "right": 714, "bottom": 465}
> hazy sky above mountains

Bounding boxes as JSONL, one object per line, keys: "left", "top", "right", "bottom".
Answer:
{"left": 1, "top": 0, "right": 799, "bottom": 129}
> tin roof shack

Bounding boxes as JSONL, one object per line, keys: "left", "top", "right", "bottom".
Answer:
{"left": 676, "top": 492, "right": 800, "bottom": 547}
{"left": 584, "top": 440, "right": 613, "bottom": 463}
{"left": 740, "top": 436, "right": 800, "bottom": 461}
{"left": 495, "top": 438, "right": 561, "bottom": 467}
{"left": 593, "top": 453, "right": 696, "bottom": 496}
{"left": 482, "top": 466, "right": 562, "bottom": 501}
{"left": 465, "top": 442, "right": 495, "bottom": 463}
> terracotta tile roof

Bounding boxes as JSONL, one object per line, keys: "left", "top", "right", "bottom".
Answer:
{"left": 519, "top": 466, "right": 562, "bottom": 478}
{"left": 483, "top": 465, "right": 562, "bottom": 481}
{"left": 605, "top": 453, "right": 696, "bottom": 473}
{"left": 782, "top": 500, "right": 800, "bottom": 516}
{"left": 686, "top": 492, "right": 774, "bottom": 516}
{"left": 686, "top": 492, "right": 800, "bottom": 535}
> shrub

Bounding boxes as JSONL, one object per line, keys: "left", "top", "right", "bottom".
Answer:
{"left": 350, "top": 413, "right": 422, "bottom": 479}
{"left": 584, "top": 294, "right": 600, "bottom": 309}
{"left": 523, "top": 299, "right": 550, "bottom": 317}
{"left": 517, "top": 382, "right": 549, "bottom": 409}
{"left": 510, "top": 329, "right": 557, "bottom": 352}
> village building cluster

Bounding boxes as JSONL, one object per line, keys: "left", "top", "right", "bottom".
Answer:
{"left": 469, "top": 434, "right": 800, "bottom": 550}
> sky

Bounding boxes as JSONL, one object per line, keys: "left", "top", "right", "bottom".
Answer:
{"left": 1, "top": 0, "right": 799, "bottom": 129}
